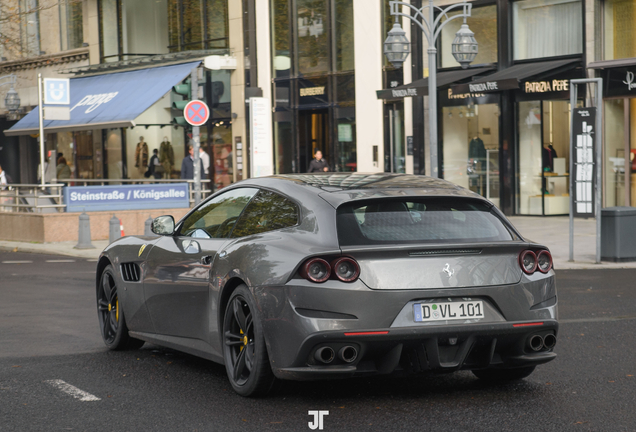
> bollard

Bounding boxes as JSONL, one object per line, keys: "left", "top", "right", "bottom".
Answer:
{"left": 144, "top": 215, "right": 154, "bottom": 236}
{"left": 109, "top": 214, "right": 121, "bottom": 244}
{"left": 74, "top": 212, "right": 95, "bottom": 249}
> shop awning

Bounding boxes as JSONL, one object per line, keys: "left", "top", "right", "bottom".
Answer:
{"left": 376, "top": 67, "right": 494, "bottom": 100}
{"left": 4, "top": 61, "right": 201, "bottom": 136}
{"left": 451, "top": 58, "right": 581, "bottom": 94}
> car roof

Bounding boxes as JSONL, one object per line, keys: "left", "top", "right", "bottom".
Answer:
{"left": 239, "top": 173, "right": 485, "bottom": 208}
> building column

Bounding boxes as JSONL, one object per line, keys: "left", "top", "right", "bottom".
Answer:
{"left": 228, "top": 0, "right": 247, "bottom": 182}
{"left": 354, "top": 0, "right": 384, "bottom": 172}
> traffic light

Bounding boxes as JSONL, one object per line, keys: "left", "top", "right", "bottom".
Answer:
{"left": 171, "top": 79, "right": 191, "bottom": 127}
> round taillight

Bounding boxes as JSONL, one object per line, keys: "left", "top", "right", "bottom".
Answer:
{"left": 302, "top": 258, "right": 331, "bottom": 283}
{"left": 537, "top": 250, "right": 553, "bottom": 273}
{"left": 519, "top": 250, "right": 537, "bottom": 274}
{"left": 332, "top": 257, "right": 360, "bottom": 282}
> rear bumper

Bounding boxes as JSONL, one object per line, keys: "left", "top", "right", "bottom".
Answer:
{"left": 273, "top": 320, "right": 558, "bottom": 380}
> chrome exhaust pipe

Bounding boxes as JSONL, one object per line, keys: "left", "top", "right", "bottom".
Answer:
{"left": 339, "top": 346, "right": 358, "bottom": 363}
{"left": 315, "top": 346, "right": 335, "bottom": 364}
{"left": 543, "top": 334, "right": 557, "bottom": 350}
{"left": 528, "top": 335, "right": 544, "bottom": 352}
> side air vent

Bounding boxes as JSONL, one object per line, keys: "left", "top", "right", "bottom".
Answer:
{"left": 409, "top": 249, "right": 482, "bottom": 257}
{"left": 121, "top": 262, "right": 141, "bottom": 282}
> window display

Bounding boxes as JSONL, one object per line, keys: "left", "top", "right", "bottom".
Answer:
{"left": 442, "top": 104, "right": 500, "bottom": 207}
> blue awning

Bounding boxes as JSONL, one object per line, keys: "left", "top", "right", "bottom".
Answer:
{"left": 4, "top": 61, "right": 200, "bottom": 136}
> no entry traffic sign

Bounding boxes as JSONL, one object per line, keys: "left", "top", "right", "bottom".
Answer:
{"left": 184, "top": 100, "right": 210, "bottom": 126}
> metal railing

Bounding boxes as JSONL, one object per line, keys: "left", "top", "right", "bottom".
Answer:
{"left": 0, "top": 184, "right": 66, "bottom": 213}
{"left": 0, "top": 179, "right": 212, "bottom": 213}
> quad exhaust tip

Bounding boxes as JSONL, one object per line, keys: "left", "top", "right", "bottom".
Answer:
{"left": 543, "top": 334, "right": 557, "bottom": 350}
{"left": 339, "top": 346, "right": 358, "bottom": 363}
{"left": 528, "top": 335, "right": 544, "bottom": 352}
{"left": 315, "top": 346, "right": 335, "bottom": 364}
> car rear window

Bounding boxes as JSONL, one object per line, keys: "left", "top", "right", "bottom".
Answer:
{"left": 336, "top": 198, "right": 515, "bottom": 246}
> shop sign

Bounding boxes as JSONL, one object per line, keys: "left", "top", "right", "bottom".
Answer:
{"left": 603, "top": 68, "right": 636, "bottom": 97}
{"left": 64, "top": 183, "right": 189, "bottom": 212}
{"left": 250, "top": 97, "right": 274, "bottom": 177}
{"left": 572, "top": 108, "right": 596, "bottom": 217}
{"left": 447, "top": 88, "right": 485, "bottom": 99}
{"left": 300, "top": 86, "right": 325, "bottom": 97}
{"left": 523, "top": 79, "right": 569, "bottom": 93}
{"left": 451, "top": 78, "right": 518, "bottom": 95}
{"left": 392, "top": 88, "right": 418, "bottom": 97}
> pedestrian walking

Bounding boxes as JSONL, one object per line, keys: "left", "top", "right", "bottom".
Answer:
{"left": 180, "top": 145, "right": 204, "bottom": 180}
{"left": 308, "top": 150, "right": 329, "bottom": 173}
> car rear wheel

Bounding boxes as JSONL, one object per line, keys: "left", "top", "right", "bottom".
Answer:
{"left": 472, "top": 366, "right": 536, "bottom": 382}
{"left": 97, "top": 265, "right": 144, "bottom": 350}
{"left": 222, "top": 285, "right": 275, "bottom": 397}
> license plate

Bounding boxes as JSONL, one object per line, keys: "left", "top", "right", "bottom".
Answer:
{"left": 414, "top": 301, "right": 484, "bottom": 322}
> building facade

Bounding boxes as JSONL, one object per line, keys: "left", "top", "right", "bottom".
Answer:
{"left": 1, "top": 0, "right": 634, "bottom": 216}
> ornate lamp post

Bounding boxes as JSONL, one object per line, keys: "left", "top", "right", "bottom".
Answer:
{"left": 384, "top": 0, "right": 478, "bottom": 178}
{"left": 1, "top": 75, "right": 21, "bottom": 120}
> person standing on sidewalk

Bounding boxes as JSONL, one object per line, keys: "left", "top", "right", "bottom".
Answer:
{"left": 180, "top": 145, "right": 204, "bottom": 180}
{"left": 308, "top": 150, "right": 329, "bottom": 173}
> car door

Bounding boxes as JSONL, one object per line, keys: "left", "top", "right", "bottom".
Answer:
{"left": 143, "top": 187, "right": 259, "bottom": 343}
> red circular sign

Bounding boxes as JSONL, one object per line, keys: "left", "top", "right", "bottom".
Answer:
{"left": 184, "top": 100, "right": 210, "bottom": 126}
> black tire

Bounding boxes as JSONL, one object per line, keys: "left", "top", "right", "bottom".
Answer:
{"left": 472, "top": 366, "right": 536, "bottom": 382}
{"left": 97, "top": 265, "right": 145, "bottom": 350}
{"left": 222, "top": 285, "right": 275, "bottom": 397}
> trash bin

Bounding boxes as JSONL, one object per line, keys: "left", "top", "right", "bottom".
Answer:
{"left": 601, "top": 207, "right": 636, "bottom": 262}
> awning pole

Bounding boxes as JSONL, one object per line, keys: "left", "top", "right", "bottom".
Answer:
{"left": 38, "top": 73, "right": 45, "bottom": 187}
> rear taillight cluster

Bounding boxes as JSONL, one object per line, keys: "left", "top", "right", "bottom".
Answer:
{"left": 519, "top": 250, "right": 553, "bottom": 275}
{"left": 300, "top": 257, "right": 360, "bottom": 283}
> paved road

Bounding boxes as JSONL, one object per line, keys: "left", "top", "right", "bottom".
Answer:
{"left": 1, "top": 251, "right": 636, "bottom": 431}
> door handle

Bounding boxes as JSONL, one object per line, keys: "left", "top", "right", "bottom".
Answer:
{"left": 201, "top": 255, "right": 212, "bottom": 265}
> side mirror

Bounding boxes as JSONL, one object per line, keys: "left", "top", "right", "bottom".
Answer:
{"left": 151, "top": 215, "right": 175, "bottom": 236}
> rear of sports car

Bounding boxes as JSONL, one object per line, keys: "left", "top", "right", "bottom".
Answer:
{"left": 265, "top": 195, "right": 557, "bottom": 382}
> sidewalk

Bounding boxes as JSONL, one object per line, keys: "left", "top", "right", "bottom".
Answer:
{"left": 508, "top": 216, "right": 636, "bottom": 270}
{"left": 1, "top": 216, "right": 635, "bottom": 270}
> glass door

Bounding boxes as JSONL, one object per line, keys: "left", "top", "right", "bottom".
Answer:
{"left": 298, "top": 109, "right": 329, "bottom": 173}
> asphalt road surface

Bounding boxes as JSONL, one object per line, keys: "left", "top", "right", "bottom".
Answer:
{"left": 2, "top": 251, "right": 636, "bottom": 431}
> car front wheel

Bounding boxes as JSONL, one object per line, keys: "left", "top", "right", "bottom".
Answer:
{"left": 97, "top": 264, "right": 144, "bottom": 350}
{"left": 222, "top": 285, "right": 275, "bottom": 397}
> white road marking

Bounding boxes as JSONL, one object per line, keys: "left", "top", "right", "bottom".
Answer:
{"left": 45, "top": 379, "right": 101, "bottom": 402}
{"left": 45, "top": 260, "right": 76, "bottom": 263}
{"left": 1, "top": 260, "right": 33, "bottom": 264}
{"left": 86, "top": 259, "right": 98, "bottom": 262}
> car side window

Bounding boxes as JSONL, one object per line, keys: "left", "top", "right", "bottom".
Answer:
{"left": 180, "top": 188, "right": 259, "bottom": 238}
{"left": 231, "top": 190, "right": 299, "bottom": 238}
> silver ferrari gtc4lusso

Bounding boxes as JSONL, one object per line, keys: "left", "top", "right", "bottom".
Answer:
{"left": 96, "top": 173, "right": 557, "bottom": 396}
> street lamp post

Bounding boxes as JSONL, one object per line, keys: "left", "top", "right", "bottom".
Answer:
{"left": 0, "top": 74, "right": 21, "bottom": 120}
{"left": 384, "top": 0, "right": 478, "bottom": 178}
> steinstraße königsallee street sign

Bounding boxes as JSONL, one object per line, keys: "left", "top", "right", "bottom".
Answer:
{"left": 184, "top": 100, "right": 210, "bottom": 126}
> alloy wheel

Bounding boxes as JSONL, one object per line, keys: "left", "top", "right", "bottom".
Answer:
{"left": 98, "top": 270, "right": 119, "bottom": 344}
{"left": 224, "top": 296, "right": 255, "bottom": 386}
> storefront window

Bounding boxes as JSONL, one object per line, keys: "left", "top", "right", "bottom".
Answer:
{"left": 105, "top": 129, "right": 124, "bottom": 180}
{"left": 274, "top": 113, "right": 293, "bottom": 174}
{"left": 513, "top": 0, "right": 582, "bottom": 60}
{"left": 56, "top": 132, "right": 75, "bottom": 179}
{"left": 604, "top": 98, "right": 636, "bottom": 206}
{"left": 297, "top": 0, "right": 329, "bottom": 75}
{"left": 441, "top": 5, "right": 497, "bottom": 68}
{"left": 604, "top": 0, "right": 636, "bottom": 60}
{"left": 517, "top": 100, "right": 570, "bottom": 215}
{"left": 442, "top": 103, "right": 500, "bottom": 206}
{"left": 75, "top": 131, "right": 94, "bottom": 179}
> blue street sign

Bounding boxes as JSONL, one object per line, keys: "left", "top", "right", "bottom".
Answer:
{"left": 44, "top": 78, "right": 70, "bottom": 105}
{"left": 64, "top": 183, "right": 190, "bottom": 212}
